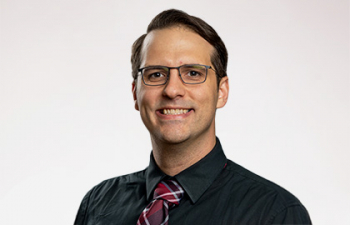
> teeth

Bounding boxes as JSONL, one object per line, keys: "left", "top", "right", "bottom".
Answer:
{"left": 162, "top": 109, "right": 189, "bottom": 115}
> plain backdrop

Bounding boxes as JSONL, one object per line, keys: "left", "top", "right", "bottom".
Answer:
{"left": 0, "top": 0, "right": 349, "bottom": 224}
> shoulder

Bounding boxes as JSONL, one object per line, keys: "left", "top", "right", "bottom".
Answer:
{"left": 87, "top": 169, "right": 147, "bottom": 198}
{"left": 224, "top": 160, "right": 311, "bottom": 224}
{"left": 79, "top": 169, "right": 147, "bottom": 211}
{"left": 226, "top": 160, "right": 300, "bottom": 204}
{"left": 74, "top": 169, "right": 147, "bottom": 225}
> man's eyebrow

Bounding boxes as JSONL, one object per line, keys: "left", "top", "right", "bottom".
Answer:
{"left": 143, "top": 63, "right": 202, "bottom": 67}
{"left": 141, "top": 65, "right": 169, "bottom": 69}
{"left": 144, "top": 65, "right": 166, "bottom": 67}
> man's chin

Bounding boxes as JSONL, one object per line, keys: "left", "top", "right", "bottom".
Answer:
{"left": 152, "top": 132, "right": 191, "bottom": 146}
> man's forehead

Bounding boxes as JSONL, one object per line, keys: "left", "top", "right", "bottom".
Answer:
{"left": 140, "top": 27, "right": 214, "bottom": 66}
{"left": 142, "top": 26, "right": 201, "bottom": 46}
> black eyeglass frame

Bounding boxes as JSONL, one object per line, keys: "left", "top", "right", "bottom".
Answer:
{"left": 137, "top": 64, "right": 216, "bottom": 86}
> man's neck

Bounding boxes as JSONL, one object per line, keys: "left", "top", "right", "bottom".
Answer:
{"left": 151, "top": 134, "right": 216, "bottom": 176}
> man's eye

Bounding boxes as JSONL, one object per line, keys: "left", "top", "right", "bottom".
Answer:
{"left": 185, "top": 70, "right": 204, "bottom": 77}
{"left": 146, "top": 70, "right": 167, "bottom": 81}
{"left": 149, "top": 72, "right": 164, "bottom": 78}
{"left": 188, "top": 71, "right": 200, "bottom": 76}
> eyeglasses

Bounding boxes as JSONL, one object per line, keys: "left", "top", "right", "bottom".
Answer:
{"left": 138, "top": 64, "right": 215, "bottom": 86}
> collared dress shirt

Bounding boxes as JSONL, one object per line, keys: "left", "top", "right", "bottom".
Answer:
{"left": 74, "top": 138, "right": 312, "bottom": 225}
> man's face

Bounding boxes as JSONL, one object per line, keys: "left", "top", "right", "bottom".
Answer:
{"left": 133, "top": 27, "right": 228, "bottom": 145}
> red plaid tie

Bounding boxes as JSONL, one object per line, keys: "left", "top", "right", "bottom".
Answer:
{"left": 137, "top": 180, "right": 184, "bottom": 225}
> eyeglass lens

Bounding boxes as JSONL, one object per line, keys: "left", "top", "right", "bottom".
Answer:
{"left": 142, "top": 64, "right": 207, "bottom": 85}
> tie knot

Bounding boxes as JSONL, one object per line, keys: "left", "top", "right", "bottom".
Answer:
{"left": 154, "top": 180, "right": 184, "bottom": 205}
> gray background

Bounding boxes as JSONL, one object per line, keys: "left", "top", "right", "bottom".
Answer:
{"left": 1, "top": 0, "right": 349, "bottom": 224}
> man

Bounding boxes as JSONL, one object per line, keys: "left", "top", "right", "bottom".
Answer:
{"left": 74, "top": 9, "right": 311, "bottom": 225}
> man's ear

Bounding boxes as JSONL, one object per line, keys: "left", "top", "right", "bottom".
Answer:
{"left": 216, "top": 76, "right": 229, "bottom": 109}
{"left": 132, "top": 81, "right": 139, "bottom": 111}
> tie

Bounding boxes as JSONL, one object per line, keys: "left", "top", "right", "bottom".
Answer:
{"left": 137, "top": 180, "right": 184, "bottom": 225}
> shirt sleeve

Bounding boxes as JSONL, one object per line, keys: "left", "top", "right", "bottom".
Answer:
{"left": 268, "top": 204, "right": 312, "bottom": 225}
{"left": 74, "top": 189, "right": 93, "bottom": 225}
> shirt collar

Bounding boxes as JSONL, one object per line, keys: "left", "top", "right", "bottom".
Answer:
{"left": 146, "top": 137, "right": 227, "bottom": 204}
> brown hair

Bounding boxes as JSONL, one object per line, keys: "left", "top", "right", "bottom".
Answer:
{"left": 131, "top": 9, "right": 228, "bottom": 86}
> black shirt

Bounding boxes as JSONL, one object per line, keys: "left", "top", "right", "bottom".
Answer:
{"left": 74, "top": 138, "right": 311, "bottom": 225}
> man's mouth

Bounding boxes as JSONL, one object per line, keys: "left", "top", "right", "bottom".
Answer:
{"left": 159, "top": 109, "right": 192, "bottom": 115}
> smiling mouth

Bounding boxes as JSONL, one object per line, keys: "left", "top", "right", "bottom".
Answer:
{"left": 160, "top": 109, "right": 192, "bottom": 115}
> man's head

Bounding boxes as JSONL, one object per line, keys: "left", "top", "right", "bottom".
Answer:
{"left": 131, "top": 9, "right": 229, "bottom": 146}
{"left": 131, "top": 9, "right": 228, "bottom": 86}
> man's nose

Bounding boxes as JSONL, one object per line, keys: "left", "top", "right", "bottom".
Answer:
{"left": 162, "top": 69, "right": 186, "bottom": 99}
